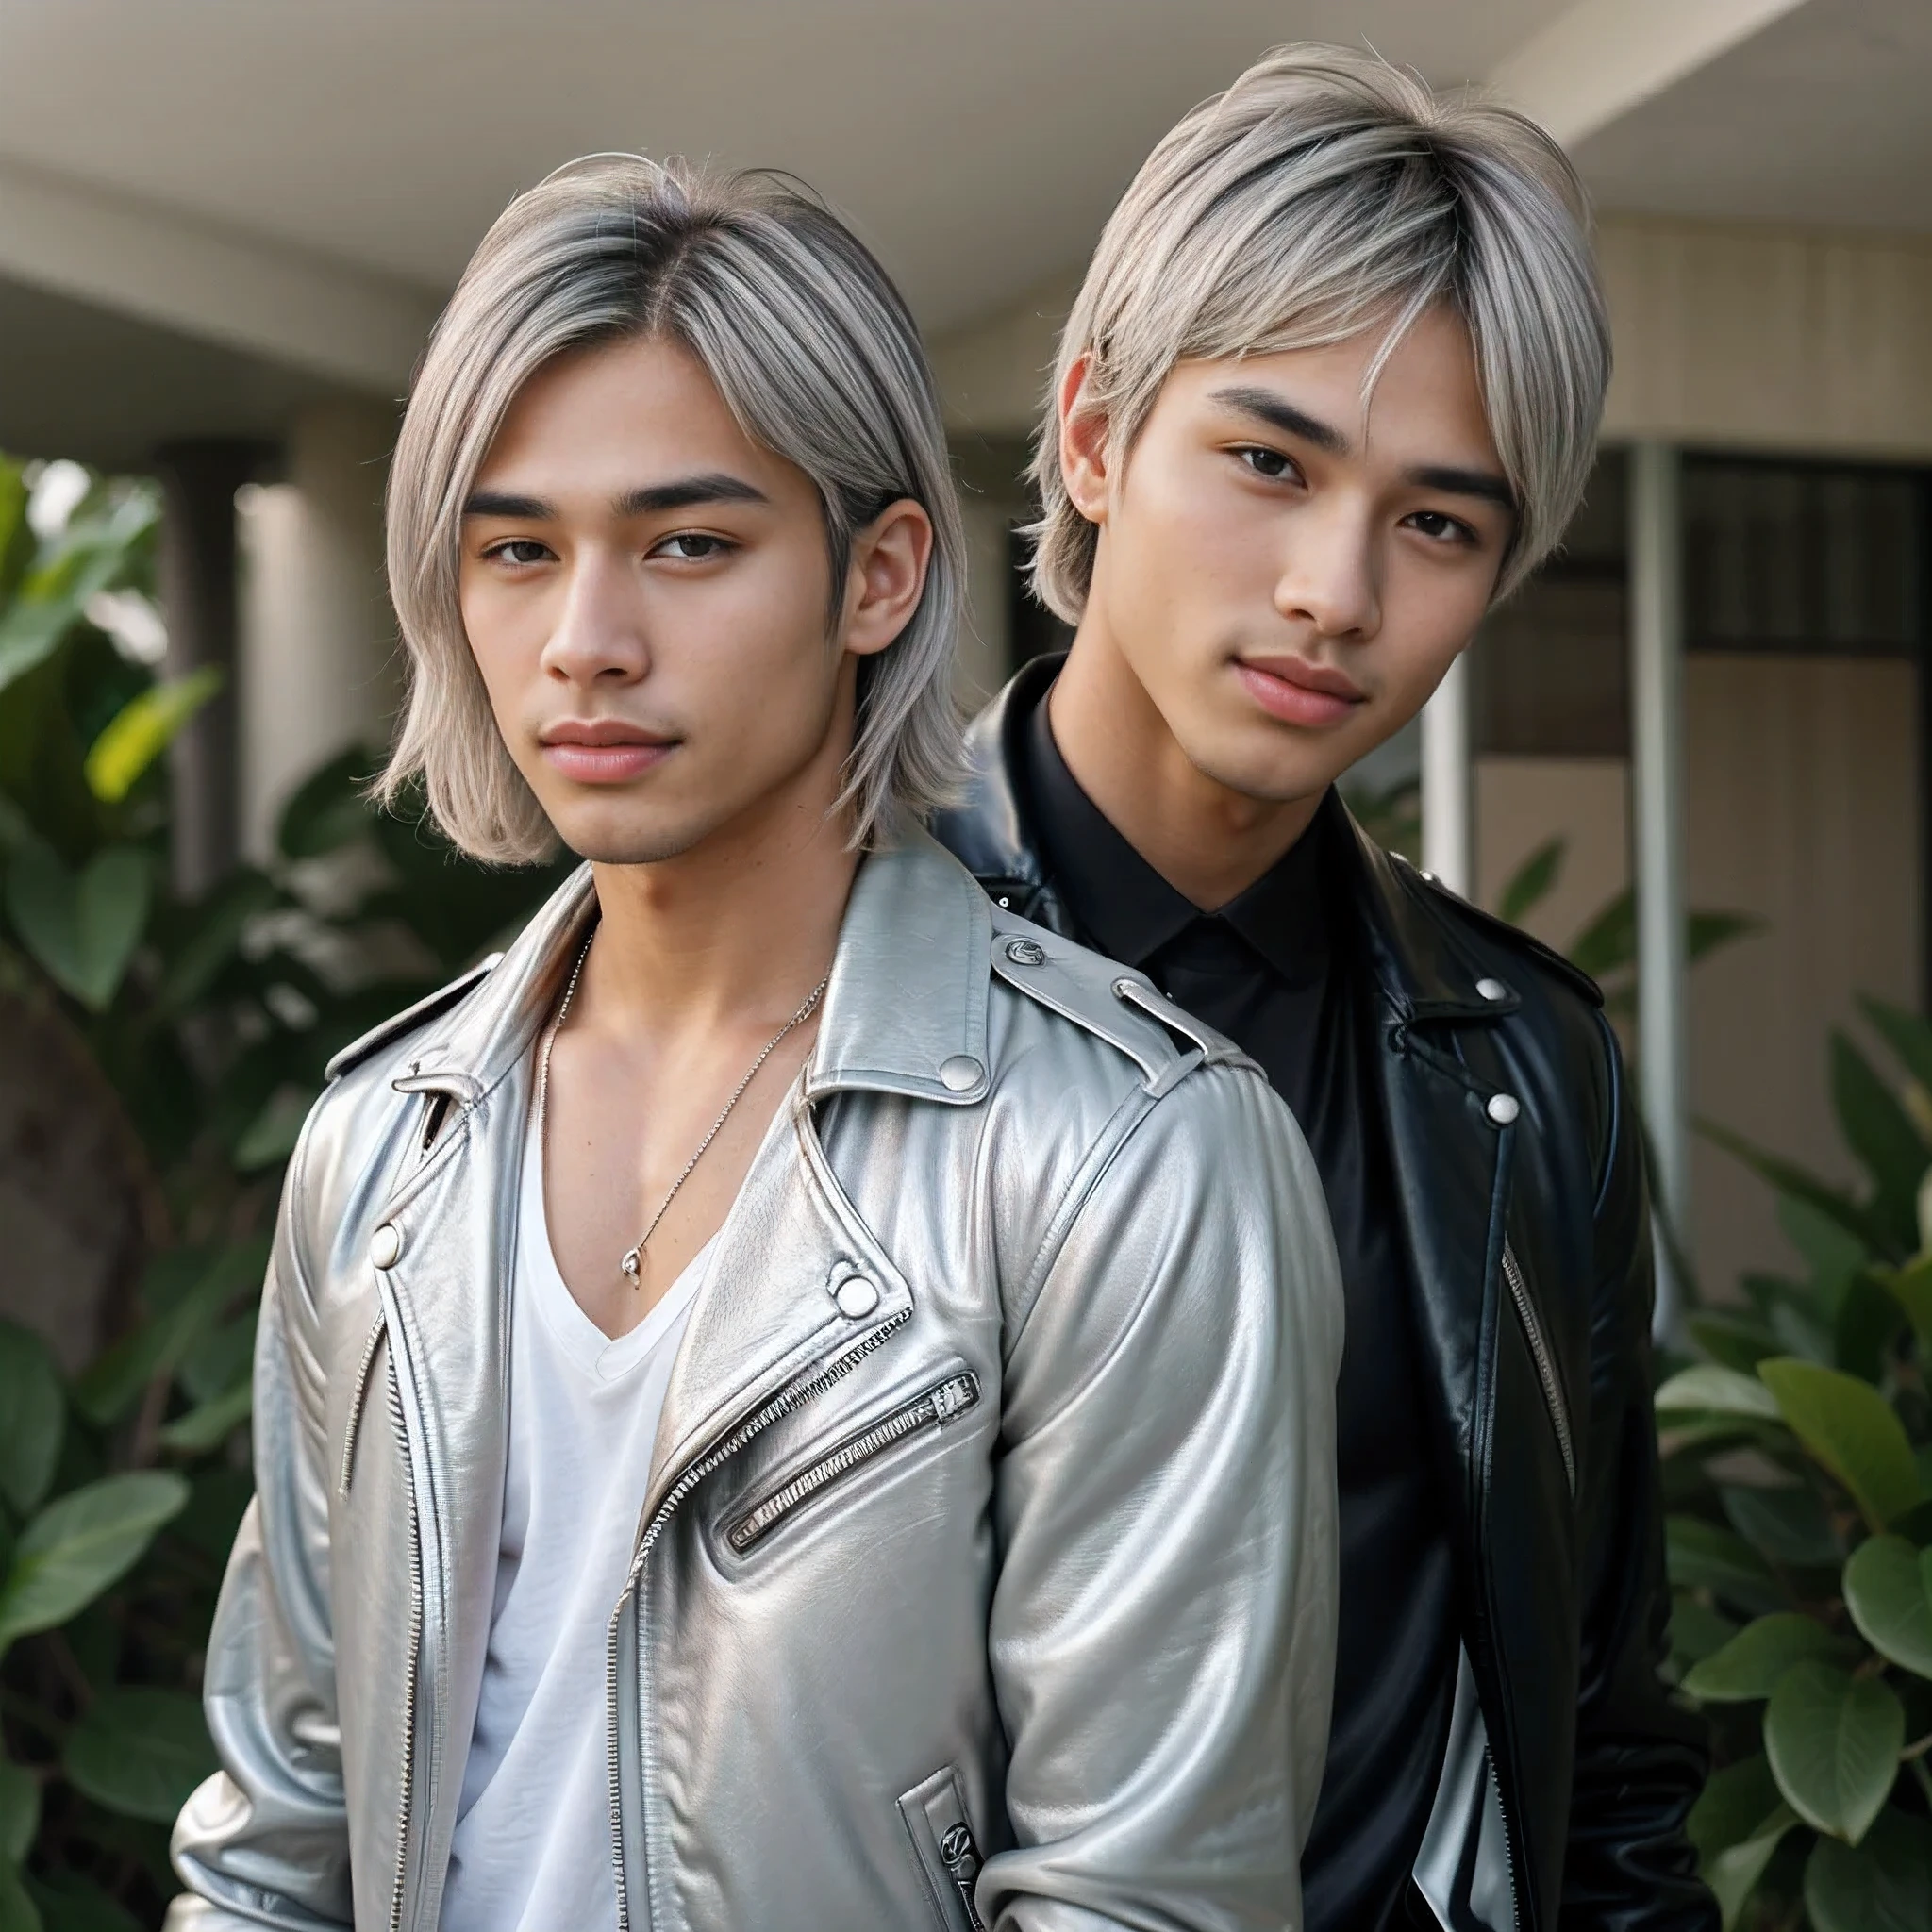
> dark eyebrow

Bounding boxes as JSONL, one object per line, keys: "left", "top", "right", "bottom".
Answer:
{"left": 1208, "top": 385, "right": 1350, "bottom": 456}
{"left": 461, "top": 473, "right": 771, "bottom": 520}
{"left": 1404, "top": 464, "right": 1518, "bottom": 513}
{"left": 614, "top": 473, "right": 768, "bottom": 516}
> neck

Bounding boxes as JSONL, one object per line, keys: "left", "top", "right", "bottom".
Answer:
{"left": 1048, "top": 605, "right": 1324, "bottom": 911}
{"left": 578, "top": 760, "right": 858, "bottom": 1047}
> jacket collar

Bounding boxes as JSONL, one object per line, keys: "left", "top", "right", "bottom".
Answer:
{"left": 397, "top": 827, "right": 995, "bottom": 1107}
{"left": 937, "top": 656, "right": 1564, "bottom": 1032}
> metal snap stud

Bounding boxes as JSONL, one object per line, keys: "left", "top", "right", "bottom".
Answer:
{"left": 370, "top": 1223, "right": 403, "bottom": 1269}
{"left": 1476, "top": 977, "right": 1508, "bottom": 1002}
{"left": 1005, "top": 938, "right": 1045, "bottom": 967}
{"left": 1486, "top": 1093, "right": 1521, "bottom": 1127}
{"left": 939, "top": 1055, "right": 983, "bottom": 1091}
{"left": 834, "top": 1275, "right": 880, "bottom": 1319}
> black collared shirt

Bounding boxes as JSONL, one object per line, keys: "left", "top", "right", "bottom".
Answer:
{"left": 1024, "top": 700, "right": 1458, "bottom": 1932}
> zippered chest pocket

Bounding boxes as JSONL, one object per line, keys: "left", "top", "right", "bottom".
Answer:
{"left": 726, "top": 1371, "right": 981, "bottom": 1553}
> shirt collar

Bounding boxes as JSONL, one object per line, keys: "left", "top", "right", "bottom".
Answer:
{"left": 1023, "top": 689, "right": 1337, "bottom": 986}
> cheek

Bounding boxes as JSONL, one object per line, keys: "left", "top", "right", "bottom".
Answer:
{"left": 1381, "top": 558, "right": 1492, "bottom": 694}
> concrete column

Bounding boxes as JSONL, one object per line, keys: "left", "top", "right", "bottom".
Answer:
{"left": 1421, "top": 652, "right": 1475, "bottom": 896}
{"left": 155, "top": 440, "right": 269, "bottom": 898}
{"left": 1630, "top": 441, "right": 1690, "bottom": 1338}
{"left": 239, "top": 400, "right": 402, "bottom": 859}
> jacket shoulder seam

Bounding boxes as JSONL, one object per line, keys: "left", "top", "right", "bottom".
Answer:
{"left": 1394, "top": 858, "right": 1606, "bottom": 1009}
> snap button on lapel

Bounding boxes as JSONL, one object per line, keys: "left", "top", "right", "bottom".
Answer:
{"left": 834, "top": 1275, "right": 880, "bottom": 1319}
{"left": 939, "top": 1055, "right": 983, "bottom": 1092}
{"left": 1004, "top": 938, "right": 1045, "bottom": 966}
{"left": 370, "top": 1223, "right": 403, "bottom": 1269}
{"left": 1476, "top": 977, "right": 1509, "bottom": 1002}
{"left": 1486, "top": 1093, "right": 1521, "bottom": 1126}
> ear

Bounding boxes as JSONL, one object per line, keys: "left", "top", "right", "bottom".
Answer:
{"left": 841, "top": 498, "right": 934, "bottom": 658}
{"left": 1057, "top": 353, "right": 1113, "bottom": 525}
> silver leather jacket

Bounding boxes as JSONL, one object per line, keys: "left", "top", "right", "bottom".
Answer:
{"left": 166, "top": 831, "right": 1343, "bottom": 1932}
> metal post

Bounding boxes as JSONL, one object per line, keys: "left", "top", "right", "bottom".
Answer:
{"left": 1630, "top": 441, "right": 1690, "bottom": 1341}
{"left": 1421, "top": 652, "right": 1475, "bottom": 897}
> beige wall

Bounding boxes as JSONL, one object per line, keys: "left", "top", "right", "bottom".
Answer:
{"left": 1683, "top": 654, "right": 1921, "bottom": 1296}
{"left": 1475, "top": 758, "right": 1632, "bottom": 957}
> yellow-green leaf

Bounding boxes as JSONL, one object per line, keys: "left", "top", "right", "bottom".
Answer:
{"left": 83, "top": 668, "right": 222, "bottom": 804}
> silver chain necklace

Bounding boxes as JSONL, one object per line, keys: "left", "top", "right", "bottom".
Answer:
{"left": 537, "top": 926, "right": 829, "bottom": 1289}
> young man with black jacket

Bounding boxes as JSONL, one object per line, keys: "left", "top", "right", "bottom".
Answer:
{"left": 935, "top": 46, "right": 1714, "bottom": 1932}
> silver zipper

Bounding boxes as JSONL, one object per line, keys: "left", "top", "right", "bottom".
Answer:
{"left": 385, "top": 1357, "right": 425, "bottom": 1932}
{"left": 1501, "top": 1241, "right": 1574, "bottom": 1497}
{"left": 339, "top": 1319, "right": 387, "bottom": 1496}
{"left": 728, "top": 1373, "right": 980, "bottom": 1552}
{"left": 605, "top": 1307, "right": 913, "bottom": 1932}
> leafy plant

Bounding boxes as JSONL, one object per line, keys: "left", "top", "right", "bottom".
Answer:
{"left": 0, "top": 453, "right": 566, "bottom": 1929}
{"left": 1657, "top": 999, "right": 1932, "bottom": 1930}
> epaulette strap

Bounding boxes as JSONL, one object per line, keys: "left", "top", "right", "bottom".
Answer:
{"left": 324, "top": 954, "right": 501, "bottom": 1083}
{"left": 1397, "top": 858, "right": 1605, "bottom": 1009}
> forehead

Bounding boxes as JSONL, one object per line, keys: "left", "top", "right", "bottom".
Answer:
{"left": 476, "top": 334, "right": 791, "bottom": 491}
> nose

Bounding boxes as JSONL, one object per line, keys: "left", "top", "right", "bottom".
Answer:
{"left": 1274, "top": 496, "right": 1381, "bottom": 642}
{"left": 539, "top": 546, "right": 650, "bottom": 686}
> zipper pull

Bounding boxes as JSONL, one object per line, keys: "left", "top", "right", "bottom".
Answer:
{"left": 939, "top": 1822, "right": 986, "bottom": 1930}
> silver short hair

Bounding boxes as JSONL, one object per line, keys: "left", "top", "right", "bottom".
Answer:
{"left": 1031, "top": 44, "right": 1611, "bottom": 615}
{"left": 381, "top": 157, "right": 965, "bottom": 863}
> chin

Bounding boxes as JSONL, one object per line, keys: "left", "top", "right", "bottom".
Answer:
{"left": 546, "top": 805, "right": 713, "bottom": 869}
{"left": 1187, "top": 731, "right": 1349, "bottom": 808}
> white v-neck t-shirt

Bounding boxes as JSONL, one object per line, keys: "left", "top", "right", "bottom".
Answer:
{"left": 441, "top": 1089, "right": 715, "bottom": 1932}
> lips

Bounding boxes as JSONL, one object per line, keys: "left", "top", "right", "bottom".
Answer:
{"left": 538, "top": 720, "right": 676, "bottom": 785}
{"left": 1234, "top": 657, "right": 1366, "bottom": 729}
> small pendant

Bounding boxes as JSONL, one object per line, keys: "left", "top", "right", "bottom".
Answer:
{"left": 620, "top": 1245, "right": 642, "bottom": 1288}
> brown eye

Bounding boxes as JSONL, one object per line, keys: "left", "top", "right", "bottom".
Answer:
{"left": 489, "top": 538, "right": 552, "bottom": 567}
{"left": 653, "top": 532, "right": 732, "bottom": 560}
{"left": 1239, "top": 446, "right": 1293, "bottom": 480}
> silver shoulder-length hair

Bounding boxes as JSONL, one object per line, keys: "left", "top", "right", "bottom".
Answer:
{"left": 1031, "top": 44, "right": 1611, "bottom": 615}
{"left": 381, "top": 156, "right": 965, "bottom": 863}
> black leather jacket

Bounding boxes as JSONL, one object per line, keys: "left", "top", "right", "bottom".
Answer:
{"left": 933, "top": 660, "right": 1715, "bottom": 1932}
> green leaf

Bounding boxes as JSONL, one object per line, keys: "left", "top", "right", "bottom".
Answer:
{"left": 1781, "top": 1195, "right": 1872, "bottom": 1308}
{"left": 275, "top": 745, "right": 375, "bottom": 860}
{"left": 1858, "top": 995, "right": 1932, "bottom": 1105}
{"left": 154, "top": 868, "right": 281, "bottom": 1013}
{"left": 1764, "top": 1660, "right": 1905, "bottom": 1843}
{"left": 1497, "top": 836, "right": 1563, "bottom": 926}
{"left": 1688, "top": 1311, "right": 1778, "bottom": 1374}
{"left": 81, "top": 668, "right": 222, "bottom": 804}
{"left": 0, "top": 1864, "right": 42, "bottom": 1932}
{"left": 1689, "top": 908, "right": 1760, "bottom": 964}
{"left": 1702, "top": 1119, "right": 1892, "bottom": 1259}
{"left": 1657, "top": 1365, "right": 1781, "bottom": 1422}
{"left": 0, "top": 491, "right": 157, "bottom": 699}
{"left": 1844, "top": 1535, "right": 1932, "bottom": 1679}
{"left": 1667, "top": 1515, "right": 1787, "bottom": 1617}
{"left": 1722, "top": 1483, "right": 1841, "bottom": 1570}
{"left": 70, "top": 1241, "right": 266, "bottom": 1428}
{"left": 1669, "top": 1594, "right": 1740, "bottom": 1666}
{"left": 1683, "top": 1612, "right": 1851, "bottom": 1701}
{"left": 158, "top": 1379, "right": 252, "bottom": 1456}
{"left": 1757, "top": 1357, "right": 1924, "bottom": 1532}
{"left": 0, "top": 1472, "right": 189, "bottom": 1655}
{"left": 1831, "top": 1032, "right": 1929, "bottom": 1255}
{"left": 5, "top": 842, "right": 151, "bottom": 1011}
{"left": 1836, "top": 1270, "right": 1907, "bottom": 1384}
{"left": 1567, "top": 888, "right": 1635, "bottom": 981}
{"left": 1882, "top": 1254, "right": 1932, "bottom": 1357}
{"left": 1806, "top": 1807, "right": 1932, "bottom": 1932}
{"left": 0, "top": 1756, "right": 39, "bottom": 1863}
{"left": 232, "top": 1083, "right": 317, "bottom": 1173}
{"left": 179, "top": 1314, "right": 256, "bottom": 1407}
{"left": 0, "top": 1321, "right": 63, "bottom": 1516}
{"left": 1689, "top": 1755, "right": 1798, "bottom": 1930}
{"left": 61, "top": 1687, "right": 215, "bottom": 1823}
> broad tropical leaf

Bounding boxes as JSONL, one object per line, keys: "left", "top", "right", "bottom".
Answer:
{"left": 1757, "top": 1357, "right": 1924, "bottom": 1531}
{"left": 61, "top": 1688, "right": 216, "bottom": 1823}
{"left": 0, "top": 1473, "right": 188, "bottom": 1654}
{"left": 1843, "top": 1535, "right": 1932, "bottom": 1679}
{"left": 0, "top": 1322, "right": 63, "bottom": 1516}
{"left": 1830, "top": 1032, "right": 1929, "bottom": 1255}
{"left": 1806, "top": 1808, "right": 1932, "bottom": 1932}
{"left": 82, "top": 668, "right": 222, "bottom": 804}
{"left": 5, "top": 842, "right": 151, "bottom": 1011}
{"left": 1764, "top": 1661, "right": 1904, "bottom": 1843}
{"left": 1683, "top": 1613, "right": 1850, "bottom": 1702}
{"left": 1656, "top": 1366, "right": 1780, "bottom": 1422}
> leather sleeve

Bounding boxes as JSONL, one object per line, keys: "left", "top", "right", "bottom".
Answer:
{"left": 979, "top": 1060, "right": 1345, "bottom": 1932}
{"left": 166, "top": 1116, "right": 354, "bottom": 1931}
{"left": 1560, "top": 1011, "right": 1716, "bottom": 1931}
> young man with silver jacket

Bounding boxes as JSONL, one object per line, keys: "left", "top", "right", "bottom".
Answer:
{"left": 935, "top": 47, "right": 1714, "bottom": 1932}
{"left": 164, "top": 158, "right": 1343, "bottom": 1932}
